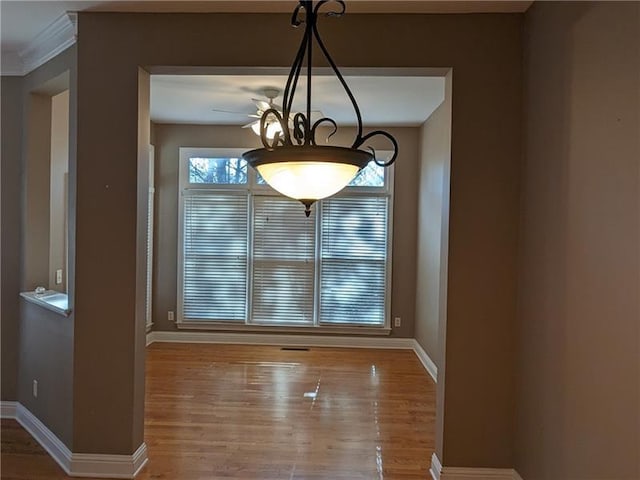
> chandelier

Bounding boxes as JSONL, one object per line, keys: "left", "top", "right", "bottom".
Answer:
{"left": 242, "top": 0, "right": 398, "bottom": 216}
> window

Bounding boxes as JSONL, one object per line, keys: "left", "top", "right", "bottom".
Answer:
{"left": 188, "top": 157, "right": 247, "bottom": 184}
{"left": 181, "top": 193, "right": 248, "bottom": 321}
{"left": 252, "top": 197, "right": 316, "bottom": 325}
{"left": 178, "top": 148, "right": 393, "bottom": 331}
{"left": 319, "top": 196, "right": 388, "bottom": 325}
{"left": 348, "top": 161, "right": 385, "bottom": 187}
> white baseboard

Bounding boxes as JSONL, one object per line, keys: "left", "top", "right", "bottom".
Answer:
{"left": 70, "top": 443, "right": 148, "bottom": 478}
{"left": 146, "top": 330, "right": 439, "bottom": 382}
{"left": 14, "top": 403, "right": 74, "bottom": 474}
{"left": 1, "top": 400, "right": 18, "bottom": 418}
{"left": 431, "top": 453, "right": 443, "bottom": 480}
{"left": 412, "top": 339, "right": 438, "bottom": 382}
{"left": 430, "top": 453, "right": 522, "bottom": 480}
{"left": 1, "top": 402, "right": 148, "bottom": 478}
{"left": 147, "top": 330, "right": 415, "bottom": 349}
{"left": 147, "top": 330, "right": 438, "bottom": 382}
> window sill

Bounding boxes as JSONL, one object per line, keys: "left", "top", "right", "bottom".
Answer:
{"left": 20, "top": 290, "right": 71, "bottom": 317}
{"left": 176, "top": 321, "right": 391, "bottom": 336}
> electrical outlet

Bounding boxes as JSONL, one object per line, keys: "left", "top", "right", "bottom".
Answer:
{"left": 33, "top": 380, "right": 38, "bottom": 398}
{"left": 168, "top": 311, "right": 175, "bottom": 321}
{"left": 394, "top": 317, "right": 401, "bottom": 327}
{"left": 55, "top": 269, "right": 63, "bottom": 284}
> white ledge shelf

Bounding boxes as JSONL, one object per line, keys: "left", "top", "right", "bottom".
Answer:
{"left": 20, "top": 290, "right": 71, "bottom": 317}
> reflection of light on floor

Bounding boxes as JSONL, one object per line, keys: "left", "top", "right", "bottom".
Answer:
{"left": 374, "top": 400, "right": 384, "bottom": 479}
{"left": 372, "top": 364, "right": 383, "bottom": 479}
{"left": 304, "top": 377, "right": 322, "bottom": 409}
{"left": 241, "top": 362, "right": 301, "bottom": 368}
{"left": 376, "top": 444, "right": 383, "bottom": 479}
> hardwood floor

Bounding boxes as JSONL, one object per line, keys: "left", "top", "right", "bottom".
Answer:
{"left": 1, "top": 343, "right": 435, "bottom": 479}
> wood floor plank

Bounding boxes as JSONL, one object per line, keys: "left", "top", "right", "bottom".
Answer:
{"left": 1, "top": 343, "right": 435, "bottom": 479}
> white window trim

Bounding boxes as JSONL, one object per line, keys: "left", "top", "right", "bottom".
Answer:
{"left": 177, "top": 146, "right": 394, "bottom": 334}
{"left": 145, "top": 145, "right": 155, "bottom": 331}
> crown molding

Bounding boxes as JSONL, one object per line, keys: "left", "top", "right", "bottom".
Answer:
{"left": 6, "top": 12, "right": 78, "bottom": 77}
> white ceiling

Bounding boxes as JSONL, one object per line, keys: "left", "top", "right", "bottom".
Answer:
{"left": 1, "top": 1, "right": 532, "bottom": 57}
{"left": 0, "top": 1, "right": 97, "bottom": 52}
{"left": 150, "top": 74, "right": 445, "bottom": 126}
{"left": 1, "top": 1, "right": 528, "bottom": 124}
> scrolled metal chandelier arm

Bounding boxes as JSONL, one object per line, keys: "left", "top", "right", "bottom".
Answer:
{"left": 354, "top": 130, "right": 399, "bottom": 167}
{"left": 311, "top": 1, "right": 365, "bottom": 146}
{"left": 260, "top": 0, "right": 398, "bottom": 166}
{"left": 279, "top": 2, "right": 312, "bottom": 145}
{"left": 259, "top": 108, "right": 285, "bottom": 148}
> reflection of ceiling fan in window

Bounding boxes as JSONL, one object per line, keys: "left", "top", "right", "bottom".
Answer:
{"left": 212, "top": 87, "right": 322, "bottom": 140}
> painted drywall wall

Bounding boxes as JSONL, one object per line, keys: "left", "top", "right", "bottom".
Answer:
{"left": 15, "top": 47, "right": 76, "bottom": 450}
{"left": 151, "top": 123, "right": 419, "bottom": 337}
{"left": 49, "top": 90, "right": 69, "bottom": 291}
{"left": 18, "top": 300, "right": 74, "bottom": 447}
{"left": 414, "top": 80, "right": 452, "bottom": 460}
{"left": 414, "top": 97, "right": 451, "bottom": 364}
{"left": 23, "top": 93, "right": 51, "bottom": 289}
{"left": 76, "top": 11, "right": 521, "bottom": 462}
{"left": 133, "top": 68, "right": 151, "bottom": 448}
{"left": 1, "top": 75, "right": 24, "bottom": 401}
{"left": 516, "top": 2, "right": 640, "bottom": 479}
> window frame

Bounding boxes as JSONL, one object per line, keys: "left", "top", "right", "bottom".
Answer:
{"left": 177, "top": 147, "right": 394, "bottom": 334}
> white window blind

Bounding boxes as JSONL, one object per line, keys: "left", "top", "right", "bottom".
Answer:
{"left": 182, "top": 193, "right": 248, "bottom": 321}
{"left": 319, "top": 196, "right": 388, "bottom": 325}
{"left": 251, "top": 196, "right": 316, "bottom": 325}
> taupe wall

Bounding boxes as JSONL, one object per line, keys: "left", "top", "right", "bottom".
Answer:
{"left": 49, "top": 90, "right": 69, "bottom": 291}
{"left": 23, "top": 93, "right": 51, "bottom": 289}
{"left": 132, "top": 68, "right": 151, "bottom": 452}
{"left": 152, "top": 123, "right": 419, "bottom": 337}
{"left": 1, "top": 75, "right": 24, "bottom": 401}
{"left": 414, "top": 80, "right": 452, "bottom": 460}
{"left": 516, "top": 2, "right": 640, "bottom": 479}
{"left": 77, "top": 11, "right": 522, "bottom": 462}
{"left": 414, "top": 95, "right": 451, "bottom": 365}
{"left": 18, "top": 300, "right": 74, "bottom": 447}
{"left": 13, "top": 47, "right": 76, "bottom": 449}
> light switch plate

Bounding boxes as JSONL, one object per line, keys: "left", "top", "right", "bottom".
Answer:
{"left": 55, "top": 269, "right": 63, "bottom": 284}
